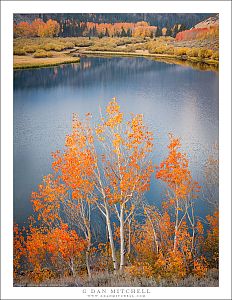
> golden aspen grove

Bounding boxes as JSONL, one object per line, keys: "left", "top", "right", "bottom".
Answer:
{"left": 14, "top": 98, "right": 219, "bottom": 286}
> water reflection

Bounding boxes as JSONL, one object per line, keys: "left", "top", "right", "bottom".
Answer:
{"left": 14, "top": 57, "right": 178, "bottom": 90}
{"left": 14, "top": 57, "right": 219, "bottom": 225}
{"left": 151, "top": 57, "right": 219, "bottom": 72}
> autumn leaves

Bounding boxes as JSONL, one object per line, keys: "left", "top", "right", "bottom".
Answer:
{"left": 14, "top": 98, "right": 219, "bottom": 283}
{"left": 175, "top": 26, "right": 219, "bottom": 42}
{"left": 14, "top": 19, "right": 60, "bottom": 38}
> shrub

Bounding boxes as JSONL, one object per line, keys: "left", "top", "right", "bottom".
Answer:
{"left": 198, "top": 49, "right": 206, "bottom": 59}
{"left": 148, "top": 45, "right": 168, "bottom": 54}
{"left": 125, "top": 262, "right": 154, "bottom": 278}
{"left": 88, "top": 41, "right": 118, "bottom": 52}
{"left": 14, "top": 48, "right": 27, "bottom": 56}
{"left": 43, "top": 43, "right": 64, "bottom": 51}
{"left": 193, "top": 257, "right": 208, "bottom": 278}
{"left": 72, "top": 39, "right": 93, "bottom": 47}
{"left": 186, "top": 48, "right": 199, "bottom": 57}
{"left": 174, "top": 47, "right": 187, "bottom": 56}
{"left": 43, "top": 43, "right": 55, "bottom": 51}
{"left": 134, "top": 43, "right": 148, "bottom": 51}
{"left": 212, "top": 51, "right": 219, "bottom": 60}
{"left": 154, "top": 251, "right": 187, "bottom": 281}
{"left": 155, "top": 46, "right": 166, "bottom": 54}
{"left": 165, "top": 46, "right": 175, "bottom": 55}
{"left": 23, "top": 45, "right": 38, "bottom": 53}
{"left": 116, "top": 38, "right": 133, "bottom": 46}
{"left": 54, "top": 45, "right": 64, "bottom": 51}
{"left": 204, "top": 49, "right": 213, "bottom": 58}
{"left": 28, "top": 268, "right": 56, "bottom": 283}
{"left": 33, "top": 50, "right": 53, "bottom": 58}
{"left": 198, "top": 49, "right": 213, "bottom": 59}
{"left": 64, "top": 42, "right": 75, "bottom": 49}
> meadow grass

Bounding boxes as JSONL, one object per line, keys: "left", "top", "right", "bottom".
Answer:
{"left": 13, "top": 36, "right": 219, "bottom": 69}
{"left": 14, "top": 268, "right": 218, "bottom": 287}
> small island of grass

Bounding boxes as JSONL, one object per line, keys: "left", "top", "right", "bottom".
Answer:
{"left": 14, "top": 47, "right": 80, "bottom": 70}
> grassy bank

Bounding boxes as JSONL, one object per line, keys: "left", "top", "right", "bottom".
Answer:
{"left": 83, "top": 50, "right": 219, "bottom": 66}
{"left": 151, "top": 56, "right": 218, "bottom": 72}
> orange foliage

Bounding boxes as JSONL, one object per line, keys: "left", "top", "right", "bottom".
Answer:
{"left": 13, "top": 224, "right": 26, "bottom": 278}
{"left": 131, "top": 220, "right": 157, "bottom": 263}
{"left": 130, "top": 204, "right": 210, "bottom": 280}
{"left": 175, "top": 26, "right": 219, "bottom": 41}
{"left": 38, "top": 19, "right": 60, "bottom": 37}
{"left": 126, "top": 262, "right": 153, "bottom": 278}
{"left": 93, "top": 242, "right": 113, "bottom": 272}
{"left": 32, "top": 98, "right": 154, "bottom": 274}
{"left": 86, "top": 21, "right": 156, "bottom": 38}
{"left": 31, "top": 18, "right": 45, "bottom": 36}
{"left": 156, "top": 134, "right": 200, "bottom": 201}
{"left": 154, "top": 135, "right": 207, "bottom": 276}
{"left": 157, "top": 211, "right": 174, "bottom": 252}
{"left": 204, "top": 210, "right": 219, "bottom": 268}
{"left": 31, "top": 174, "right": 67, "bottom": 226}
{"left": 97, "top": 98, "right": 154, "bottom": 207}
{"left": 14, "top": 99, "right": 219, "bottom": 283}
{"left": 16, "top": 223, "right": 86, "bottom": 282}
{"left": 14, "top": 19, "right": 60, "bottom": 38}
{"left": 132, "top": 22, "right": 156, "bottom": 38}
{"left": 51, "top": 113, "right": 96, "bottom": 206}
{"left": 193, "top": 256, "right": 208, "bottom": 277}
{"left": 154, "top": 250, "right": 187, "bottom": 280}
{"left": 46, "top": 224, "right": 86, "bottom": 267}
{"left": 14, "top": 22, "right": 34, "bottom": 38}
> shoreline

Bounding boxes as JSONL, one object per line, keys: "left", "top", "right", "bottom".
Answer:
{"left": 83, "top": 50, "right": 219, "bottom": 66}
{"left": 13, "top": 50, "right": 218, "bottom": 70}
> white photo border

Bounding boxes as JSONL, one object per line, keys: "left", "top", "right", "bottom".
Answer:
{"left": 1, "top": 1, "right": 231, "bottom": 299}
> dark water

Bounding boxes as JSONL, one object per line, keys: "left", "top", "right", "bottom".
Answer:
{"left": 14, "top": 57, "right": 219, "bottom": 225}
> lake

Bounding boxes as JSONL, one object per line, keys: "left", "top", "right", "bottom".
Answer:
{"left": 13, "top": 57, "right": 219, "bottom": 225}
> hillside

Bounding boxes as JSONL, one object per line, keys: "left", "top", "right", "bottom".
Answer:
{"left": 174, "top": 14, "right": 219, "bottom": 51}
{"left": 193, "top": 14, "right": 219, "bottom": 29}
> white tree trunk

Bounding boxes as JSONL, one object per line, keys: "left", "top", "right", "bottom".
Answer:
{"left": 128, "top": 218, "right": 131, "bottom": 256}
{"left": 105, "top": 206, "right": 118, "bottom": 272}
{"left": 120, "top": 204, "right": 125, "bottom": 272}
{"left": 173, "top": 200, "right": 179, "bottom": 251}
{"left": 86, "top": 232, "right": 92, "bottom": 278}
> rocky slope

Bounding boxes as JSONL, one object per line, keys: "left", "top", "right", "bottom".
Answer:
{"left": 193, "top": 14, "right": 219, "bottom": 29}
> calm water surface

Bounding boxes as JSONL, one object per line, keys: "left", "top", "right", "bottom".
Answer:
{"left": 14, "top": 57, "right": 219, "bottom": 224}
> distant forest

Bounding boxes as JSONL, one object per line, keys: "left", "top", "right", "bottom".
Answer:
{"left": 14, "top": 13, "right": 216, "bottom": 38}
